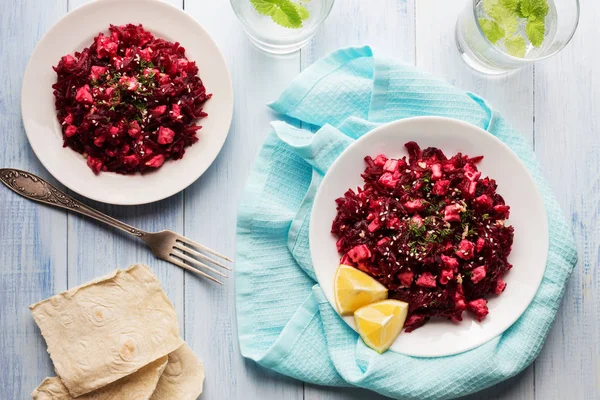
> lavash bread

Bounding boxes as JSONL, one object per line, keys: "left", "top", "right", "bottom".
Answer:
{"left": 151, "top": 343, "right": 205, "bottom": 400}
{"left": 30, "top": 265, "right": 183, "bottom": 397}
{"left": 31, "top": 355, "right": 168, "bottom": 400}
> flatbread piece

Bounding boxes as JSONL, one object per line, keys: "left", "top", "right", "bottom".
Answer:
{"left": 151, "top": 343, "right": 205, "bottom": 400}
{"left": 31, "top": 356, "right": 168, "bottom": 400}
{"left": 30, "top": 264, "right": 183, "bottom": 397}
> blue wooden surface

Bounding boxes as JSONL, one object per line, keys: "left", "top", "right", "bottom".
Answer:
{"left": 0, "top": 0, "right": 598, "bottom": 399}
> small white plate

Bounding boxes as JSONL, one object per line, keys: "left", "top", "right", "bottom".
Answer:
{"left": 310, "top": 117, "right": 548, "bottom": 357}
{"left": 21, "top": 0, "right": 233, "bottom": 205}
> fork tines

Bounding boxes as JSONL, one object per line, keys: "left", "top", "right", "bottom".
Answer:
{"left": 168, "top": 236, "right": 232, "bottom": 285}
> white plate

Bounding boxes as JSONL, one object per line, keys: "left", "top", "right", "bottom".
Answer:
{"left": 21, "top": 0, "right": 233, "bottom": 205}
{"left": 310, "top": 117, "right": 548, "bottom": 357}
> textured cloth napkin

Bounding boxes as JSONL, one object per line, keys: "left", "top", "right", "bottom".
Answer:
{"left": 235, "top": 46, "right": 577, "bottom": 399}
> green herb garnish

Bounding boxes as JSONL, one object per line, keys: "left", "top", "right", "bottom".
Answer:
{"left": 425, "top": 200, "right": 445, "bottom": 215}
{"left": 478, "top": 19, "right": 505, "bottom": 44}
{"left": 408, "top": 222, "right": 427, "bottom": 239}
{"left": 461, "top": 209, "right": 473, "bottom": 222}
{"left": 250, "top": 0, "right": 310, "bottom": 29}
{"left": 132, "top": 101, "right": 147, "bottom": 112}
{"left": 480, "top": 0, "right": 549, "bottom": 57}
{"left": 505, "top": 35, "right": 527, "bottom": 57}
{"left": 439, "top": 228, "right": 454, "bottom": 241}
{"left": 139, "top": 59, "right": 155, "bottom": 69}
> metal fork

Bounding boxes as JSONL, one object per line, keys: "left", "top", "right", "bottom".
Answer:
{"left": 0, "top": 168, "right": 231, "bottom": 284}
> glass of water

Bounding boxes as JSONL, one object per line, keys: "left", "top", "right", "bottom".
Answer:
{"left": 456, "top": 0, "right": 579, "bottom": 74}
{"left": 230, "top": 0, "right": 335, "bottom": 55}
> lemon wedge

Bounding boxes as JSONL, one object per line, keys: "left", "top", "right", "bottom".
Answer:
{"left": 334, "top": 264, "right": 388, "bottom": 315}
{"left": 354, "top": 299, "right": 409, "bottom": 353}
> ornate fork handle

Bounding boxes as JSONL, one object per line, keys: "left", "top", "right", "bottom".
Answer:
{"left": 0, "top": 168, "right": 146, "bottom": 237}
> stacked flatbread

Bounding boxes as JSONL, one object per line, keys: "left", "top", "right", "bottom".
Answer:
{"left": 30, "top": 264, "right": 205, "bottom": 400}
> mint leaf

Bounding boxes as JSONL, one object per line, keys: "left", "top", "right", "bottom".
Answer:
{"left": 483, "top": 0, "right": 500, "bottom": 17}
{"left": 500, "top": 0, "right": 520, "bottom": 12}
{"left": 486, "top": 2, "right": 519, "bottom": 35}
{"left": 505, "top": 35, "right": 527, "bottom": 57}
{"left": 250, "top": 0, "right": 277, "bottom": 15}
{"left": 526, "top": 19, "right": 545, "bottom": 46}
{"left": 250, "top": 0, "right": 305, "bottom": 29}
{"left": 294, "top": 2, "right": 310, "bottom": 20}
{"left": 479, "top": 18, "right": 505, "bottom": 44}
{"left": 520, "top": 0, "right": 549, "bottom": 21}
{"left": 272, "top": 3, "right": 302, "bottom": 28}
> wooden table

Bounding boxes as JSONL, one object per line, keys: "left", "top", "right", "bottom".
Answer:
{"left": 1, "top": 0, "right": 597, "bottom": 399}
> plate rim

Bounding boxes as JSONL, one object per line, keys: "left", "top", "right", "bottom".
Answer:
{"left": 20, "top": 0, "right": 233, "bottom": 205}
{"left": 309, "top": 116, "right": 549, "bottom": 357}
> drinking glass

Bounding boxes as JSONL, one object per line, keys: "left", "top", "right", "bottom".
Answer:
{"left": 455, "top": 0, "right": 579, "bottom": 74}
{"left": 230, "top": 0, "right": 335, "bottom": 55}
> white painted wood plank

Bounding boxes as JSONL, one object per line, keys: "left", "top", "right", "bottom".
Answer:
{"left": 533, "top": 0, "right": 600, "bottom": 397}
{"left": 300, "top": 0, "right": 416, "bottom": 69}
{"left": 415, "top": 2, "right": 535, "bottom": 399}
{"left": 0, "top": 1, "right": 69, "bottom": 399}
{"left": 303, "top": 1, "right": 414, "bottom": 399}
{"left": 182, "top": 1, "right": 304, "bottom": 400}
{"left": 69, "top": 0, "right": 183, "bottom": 9}
{"left": 66, "top": 0, "right": 186, "bottom": 331}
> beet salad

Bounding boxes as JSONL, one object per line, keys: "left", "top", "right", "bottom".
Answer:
{"left": 52, "top": 24, "right": 211, "bottom": 175}
{"left": 332, "top": 141, "right": 514, "bottom": 332}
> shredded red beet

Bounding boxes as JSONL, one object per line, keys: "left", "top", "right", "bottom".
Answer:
{"left": 52, "top": 24, "right": 211, "bottom": 174}
{"left": 332, "top": 141, "right": 514, "bottom": 331}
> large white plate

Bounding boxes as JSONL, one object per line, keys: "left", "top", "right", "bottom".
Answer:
{"left": 310, "top": 117, "right": 548, "bottom": 357}
{"left": 21, "top": 0, "right": 233, "bottom": 205}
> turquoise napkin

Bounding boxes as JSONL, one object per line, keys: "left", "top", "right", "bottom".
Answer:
{"left": 235, "top": 46, "right": 577, "bottom": 399}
